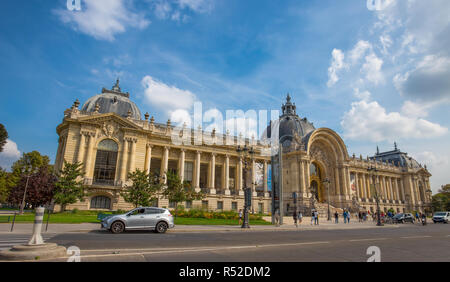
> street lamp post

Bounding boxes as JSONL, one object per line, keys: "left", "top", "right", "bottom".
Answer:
{"left": 322, "top": 178, "right": 331, "bottom": 221}
{"left": 367, "top": 166, "right": 383, "bottom": 226}
{"left": 19, "top": 174, "right": 31, "bottom": 215}
{"left": 237, "top": 144, "right": 255, "bottom": 229}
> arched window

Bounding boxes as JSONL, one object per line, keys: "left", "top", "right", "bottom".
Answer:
{"left": 93, "top": 139, "right": 118, "bottom": 186}
{"left": 310, "top": 163, "right": 320, "bottom": 177}
{"left": 90, "top": 196, "right": 111, "bottom": 210}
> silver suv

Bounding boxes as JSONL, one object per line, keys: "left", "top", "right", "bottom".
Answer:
{"left": 101, "top": 207, "right": 175, "bottom": 234}
{"left": 432, "top": 212, "right": 450, "bottom": 224}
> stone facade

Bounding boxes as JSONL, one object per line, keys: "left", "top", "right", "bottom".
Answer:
{"left": 54, "top": 83, "right": 432, "bottom": 215}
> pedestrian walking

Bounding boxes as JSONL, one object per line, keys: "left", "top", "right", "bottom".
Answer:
{"left": 293, "top": 210, "right": 298, "bottom": 228}
{"left": 343, "top": 210, "right": 347, "bottom": 224}
{"left": 334, "top": 211, "right": 339, "bottom": 224}
{"left": 348, "top": 212, "right": 351, "bottom": 223}
{"left": 314, "top": 210, "right": 319, "bottom": 225}
{"left": 311, "top": 210, "right": 315, "bottom": 225}
{"left": 274, "top": 209, "right": 280, "bottom": 227}
{"left": 298, "top": 211, "right": 303, "bottom": 225}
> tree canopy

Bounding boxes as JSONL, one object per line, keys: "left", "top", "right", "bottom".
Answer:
{"left": 0, "top": 123, "right": 7, "bottom": 153}
{"left": 121, "top": 169, "right": 163, "bottom": 208}
{"left": 7, "top": 166, "right": 56, "bottom": 208}
{"left": 163, "top": 170, "right": 205, "bottom": 216}
{"left": 53, "top": 161, "right": 85, "bottom": 212}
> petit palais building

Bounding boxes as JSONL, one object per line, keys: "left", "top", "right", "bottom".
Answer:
{"left": 54, "top": 80, "right": 432, "bottom": 216}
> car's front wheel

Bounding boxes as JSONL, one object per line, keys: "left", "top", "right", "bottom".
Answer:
{"left": 155, "top": 221, "right": 168, "bottom": 234}
{"left": 111, "top": 221, "right": 125, "bottom": 234}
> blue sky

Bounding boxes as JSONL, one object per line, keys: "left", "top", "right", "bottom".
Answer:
{"left": 0, "top": 0, "right": 449, "bottom": 193}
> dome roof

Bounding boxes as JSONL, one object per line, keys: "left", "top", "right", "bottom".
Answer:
{"left": 81, "top": 79, "right": 142, "bottom": 120}
{"left": 262, "top": 94, "right": 315, "bottom": 147}
{"left": 372, "top": 144, "right": 422, "bottom": 169}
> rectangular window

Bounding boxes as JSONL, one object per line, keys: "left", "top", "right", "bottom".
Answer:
{"left": 169, "top": 201, "right": 176, "bottom": 208}
{"left": 150, "top": 158, "right": 162, "bottom": 177}
{"left": 185, "top": 200, "right": 192, "bottom": 209}
{"left": 231, "top": 202, "right": 237, "bottom": 211}
{"left": 217, "top": 201, "right": 223, "bottom": 211}
{"left": 202, "top": 200, "right": 209, "bottom": 210}
{"left": 184, "top": 162, "right": 193, "bottom": 182}
{"left": 258, "top": 203, "right": 264, "bottom": 214}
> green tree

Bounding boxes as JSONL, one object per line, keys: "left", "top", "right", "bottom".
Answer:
{"left": 431, "top": 185, "right": 450, "bottom": 212}
{"left": 162, "top": 170, "right": 205, "bottom": 218}
{"left": 9, "top": 151, "right": 51, "bottom": 188}
{"left": 53, "top": 161, "right": 85, "bottom": 212}
{"left": 0, "top": 123, "right": 7, "bottom": 153}
{"left": 120, "top": 169, "right": 163, "bottom": 208}
{"left": 7, "top": 167, "right": 56, "bottom": 208}
{"left": 0, "top": 168, "right": 9, "bottom": 203}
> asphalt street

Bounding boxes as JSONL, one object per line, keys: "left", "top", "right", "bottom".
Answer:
{"left": 27, "top": 223, "right": 450, "bottom": 262}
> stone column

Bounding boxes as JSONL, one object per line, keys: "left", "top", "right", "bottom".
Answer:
{"left": 252, "top": 158, "right": 257, "bottom": 197}
{"left": 334, "top": 167, "right": 340, "bottom": 198}
{"left": 224, "top": 155, "right": 230, "bottom": 195}
{"left": 59, "top": 136, "right": 68, "bottom": 171}
{"left": 179, "top": 149, "right": 185, "bottom": 182}
{"left": 209, "top": 153, "right": 216, "bottom": 194}
{"left": 144, "top": 144, "right": 153, "bottom": 174}
{"left": 194, "top": 151, "right": 201, "bottom": 192}
{"left": 77, "top": 133, "right": 86, "bottom": 165}
{"left": 84, "top": 133, "right": 96, "bottom": 180}
{"left": 300, "top": 160, "right": 306, "bottom": 195}
{"left": 354, "top": 173, "right": 359, "bottom": 199}
{"left": 264, "top": 160, "right": 269, "bottom": 197}
{"left": 238, "top": 157, "right": 244, "bottom": 196}
{"left": 161, "top": 146, "right": 169, "bottom": 184}
{"left": 129, "top": 138, "right": 137, "bottom": 174}
{"left": 362, "top": 173, "right": 367, "bottom": 200}
{"left": 120, "top": 138, "right": 129, "bottom": 184}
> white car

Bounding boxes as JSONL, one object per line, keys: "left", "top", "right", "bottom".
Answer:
{"left": 432, "top": 212, "right": 449, "bottom": 224}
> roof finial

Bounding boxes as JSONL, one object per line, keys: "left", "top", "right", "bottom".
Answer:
{"left": 376, "top": 146, "right": 380, "bottom": 155}
{"left": 112, "top": 78, "right": 121, "bottom": 92}
{"left": 286, "top": 93, "right": 291, "bottom": 103}
{"left": 394, "top": 141, "right": 398, "bottom": 151}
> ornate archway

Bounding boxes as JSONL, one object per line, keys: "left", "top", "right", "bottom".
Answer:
{"left": 310, "top": 162, "right": 325, "bottom": 203}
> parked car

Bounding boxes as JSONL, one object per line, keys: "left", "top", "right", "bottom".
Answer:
{"left": 432, "top": 212, "right": 450, "bottom": 224}
{"left": 101, "top": 207, "right": 175, "bottom": 234}
{"left": 392, "top": 213, "right": 415, "bottom": 223}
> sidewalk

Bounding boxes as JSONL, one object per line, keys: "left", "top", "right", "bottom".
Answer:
{"left": 0, "top": 220, "right": 399, "bottom": 235}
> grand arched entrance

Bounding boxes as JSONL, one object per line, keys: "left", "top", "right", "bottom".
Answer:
{"left": 310, "top": 162, "right": 325, "bottom": 203}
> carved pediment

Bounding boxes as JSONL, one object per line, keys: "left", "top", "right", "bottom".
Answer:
{"left": 78, "top": 113, "right": 141, "bottom": 130}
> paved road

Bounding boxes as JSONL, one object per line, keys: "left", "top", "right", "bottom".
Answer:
{"left": 34, "top": 223, "right": 450, "bottom": 262}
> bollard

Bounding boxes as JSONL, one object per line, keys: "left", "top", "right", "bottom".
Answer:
{"left": 10, "top": 212, "right": 17, "bottom": 232}
{"left": 45, "top": 209, "right": 51, "bottom": 232}
{"left": 28, "top": 207, "right": 45, "bottom": 245}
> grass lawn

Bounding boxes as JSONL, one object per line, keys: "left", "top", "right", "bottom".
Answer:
{"left": 0, "top": 213, "right": 272, "bottom": 225}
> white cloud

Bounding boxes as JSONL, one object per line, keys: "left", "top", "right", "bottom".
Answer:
{"left": 177, "top": 0, "right": 213, "bottom": 13}
{"left": 401, "top": 100, "right": 431, "bottom": 118}
{"left": 353, "top": 88, "right": 371, "bottom": 101}
{"left": 341, "top": 99, "right": 448, "bottom": 142}
{"left": 349, "top": 40, "right": 372, "bottom": 64}
{"left": 142, "top": 75, "right": 197, "bottom": 112}
{"left": 394, "top": 55, "right": 450, "bottom": 103}
{"left": 361, "top": 53, "right": 384, "bottom": 85}
{"left": 154, "top": 0, "right": 172, "bottom": 19}
{"left": 55, "top": 0, "right": 150, "bottom": 41}
{"left": 327, "top": 49, "right": 346, "bottom": 87}
{"left": 0, "top": 139, "right": 21, "bottom": 170}
{"left": 170, "top": 109, "right": 192, "bottom": 127}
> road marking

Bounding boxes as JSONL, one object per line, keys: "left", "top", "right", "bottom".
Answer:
{"left": 73, "top": 241, "right": 331, "bottom": 259}
{"left": 348, "top": 238, "right": 388, "bottom": 242}
{"left": 400, "top": 236, "right": 432, "bottom": 239}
